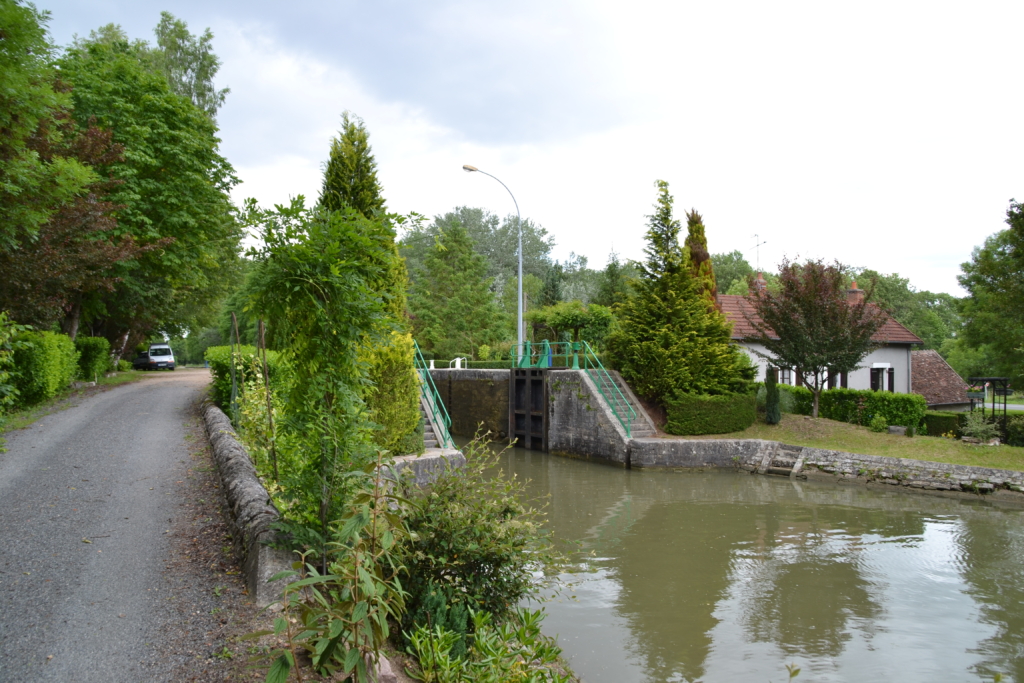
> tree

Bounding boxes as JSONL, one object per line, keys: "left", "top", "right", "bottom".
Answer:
{"left": 594, "top": 251, "right": 637, "bottom": 308}
{"left": 745, "top": 258, "right": 886, "bottom": 418}
{"left": 0, "top": 0, "right": 95, "bottom": 250}
{"left": 152, "top": 12, "right": 229, "bottom": 119}
{"left": 58, "top": 33, "right": 241, "bottom": 353}
{"left": 856, "top": 269, "right": 961, "bottom": 351}
{"left": 711, "top": 250, "right": 754, "bottom": 295}
{"left": 526, "top": 300, "right": 613, "bottom": 345}
{"left": 957, "top": 201, "right": 1024, "bottom": 384}
{"left": 409, "top": 223, "right": 505, "bottom": 359}
{"left": 320, "top": 112, "right": 386, "bottom": 217}
{"left": 684, "top": 209, "right": 718, "bottom": 309}
{"left": 606, "top": 180, "right": 747, "bottom": 402}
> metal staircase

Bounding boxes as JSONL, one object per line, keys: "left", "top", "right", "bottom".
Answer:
{"left": 414, "top": 341, "right": 454, "bottom": 450}
{"left": 588, "top": 369, "right": 657, "bottom": 438}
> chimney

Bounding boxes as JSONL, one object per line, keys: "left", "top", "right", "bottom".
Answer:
{"left": 753, "top": 272, "right": 767, "bottom": 292}
{"left": 847, "top": 280, "right": 865, "bottom": 304}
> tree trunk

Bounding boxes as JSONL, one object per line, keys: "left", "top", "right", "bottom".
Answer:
{"left": 812, "top": 388, "right": 820, "bottom": 418}
{"left": 62, "top": 300, "right": 82, "bottom": 341}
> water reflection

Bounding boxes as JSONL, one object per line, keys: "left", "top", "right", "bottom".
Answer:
{"left": 478, "top": 441, "right": 1024, "bottom": 682}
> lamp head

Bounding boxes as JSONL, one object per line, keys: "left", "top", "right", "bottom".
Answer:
{"left": 462, "top": 164, "right": 479, "bottom": 173}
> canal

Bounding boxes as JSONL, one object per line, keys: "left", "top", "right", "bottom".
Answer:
{"left": 484, "top": 442, "right": 1024, "bottom": 682}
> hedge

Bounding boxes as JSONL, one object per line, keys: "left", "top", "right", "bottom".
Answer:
{"left": 1006, "top": 415, "right": 1024, "bottom": 447}
{"left": 778, "top": 385, "right": 813, "bottom": 415}
{"left": 816, "top": 388, "right": 928, "bottom": 428}
{"left": 664, "top": 392, "right": 757, "bottom": 435}
{"left": 922, "top": 410, "right": 963, "bottom": 438}
{"left": 205, "top": 345, "right": 284, "bottom": 409}
{"left": 12, "top": 331, "right": 79, "bottom": 406}
{"left": 75, "top": 336, "right": 110, "bottom": 382}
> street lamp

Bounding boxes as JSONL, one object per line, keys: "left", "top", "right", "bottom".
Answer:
{"left": 462, "top": 165, "right": 523, "bottom": 360}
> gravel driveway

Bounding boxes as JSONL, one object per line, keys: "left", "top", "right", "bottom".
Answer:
{"left": 0, "top": 369, "right": 255, "bottom": 682}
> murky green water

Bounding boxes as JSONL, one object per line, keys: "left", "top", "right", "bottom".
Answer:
{"left": 483, "top": 444, "right": 1024, "bottom": 683}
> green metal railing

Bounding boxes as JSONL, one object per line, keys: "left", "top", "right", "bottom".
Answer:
{"left": 414, "top": 341, "right": 455, "bottom": 449}
{"left": 510, "top": 340, "right": 636, "bottom": 438}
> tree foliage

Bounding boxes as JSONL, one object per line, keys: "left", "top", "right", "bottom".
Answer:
{"left": 957, "top": 200, "right": 1024, "bottom": 384}
{"left": 594, "top": 251, "right": 637, "bottom": 308}
{"left": 745, "top": 258, "right": 886, "bottom": 417}
{"left": 684, "top": 209, "right": 718, "bottom": 309}
{"left": 409, "top": 223, "right": 505, "bottom": 359}
{"left": 151, "top": 11, "right": 229, "bottom": 118}
{"left": 856, "top": 268, "right": 960, "bottom": 351}
{"left": 607, "top": 180, "right": 747, "bottom": 402}
{"left": 0, "top": 0, "right": 95, "bottom": 250}
{"left": 320, "top": 112, "right": 386, "bottom": 217}
{"left": 526, "top": 300, "right": 613, "bottom": 345}
{"left": 711, "top": 250, "right": 754, "bottom": 295}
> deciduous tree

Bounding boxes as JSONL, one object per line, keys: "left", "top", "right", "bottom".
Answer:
{"left": 745, "top": 258, "right": 885, "bottom": 417}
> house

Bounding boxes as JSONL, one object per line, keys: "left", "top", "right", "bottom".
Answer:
{"left": 910, "top": 349, "right": 971, "bottom": 411}
{"left": 718, "top": 279, "right": 923, "bottom": 393}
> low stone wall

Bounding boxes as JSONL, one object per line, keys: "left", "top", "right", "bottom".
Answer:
{"left": 429, "top": 369, "right": 509, "bottom": 438}
{"left": 200, "top": 403, "right": 466, "bottom": 608}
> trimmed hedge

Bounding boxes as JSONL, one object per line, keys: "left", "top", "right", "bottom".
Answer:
{"left": 75, "top": 336, "right": 110, "bottom": 382}
{"left": 13, "top": 331, "right": 79, "bottom": 406}
{"left": 664, "top": 392, "right": 757, "bottom": 435}
{"left": 205, "top": 345, "right": 284, "bottom": 409}
{"left": 817, "top": 388, "right": 928, "bottom": 429}
{"left": 778, "top": 385, "right": 813, "bottom": 415}
{"left": 922, "top": 410, "right": 962, "bottom": 438}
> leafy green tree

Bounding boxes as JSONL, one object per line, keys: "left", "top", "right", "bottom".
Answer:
{"left": 526, "top": 300, "right": 613, "bottom": 345}
{"left": 711, "top": 250, "right": 754, "bottom": 295}
{"left": 0, "top": 0, "right": 95, "bottom": 250}
{"left": 58, "top": 33, "right": 241, "bottom": 353}
{"left": 684, "top": 209, "right": 718, "bottom": 308}
{"left": 746, "top": 258, "right": 886, "bottom": 418}
{"left": 539, "top": 261, "right": 564, "bottom": 307}
{"left": 957, "top": 201, "right": 1024, "bottom": 383}
{"left": 151, "top": 12, "right": 229, "bottom": 118}
{"left": 560, "top": 252, "right": 600, "bottom": 303}
{"left": 320, "top": 111, "right": 386, "bottom": 217}
{"left": 410, "top": 223, "right": 505, "bottom": 359}
{"left": 856, "top": 269, "right": 961, "bottom": 351}
{"left": 607, "top": 180, "right": 747, "bottom": 402}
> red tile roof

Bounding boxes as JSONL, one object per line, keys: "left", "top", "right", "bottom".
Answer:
{"left": 912, "top": 349, "right": 970, "bottom": 406}
{"left": 718, "top": 294, "right": 923, "bottom": 345}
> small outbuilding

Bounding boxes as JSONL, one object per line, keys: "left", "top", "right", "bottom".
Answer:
{"left": 911, "top": 349, "right": 971, "bottom": 411}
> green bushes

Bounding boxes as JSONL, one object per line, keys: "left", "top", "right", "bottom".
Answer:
{"left": 1006, "top": 415, "right": 1024, "bottom": 447}
{"left": 12, "top": 331, "right": 79, "bottom": 406}
{"left": 204, "top": 345, "right": 283, "bottom": 410}
{"left": 74, "top": 336, "right": 110, "bottom": 381}
{"left": 664, "top": 392, "right": 757, "bottom": 435}
{"left": 923, "top": 410, "right": 962, "bottom": 438}
{"left": 778, "top": 385, "right": 813, "bottom": 415}
{"left": 815, "top": 388, "right": 927, "bottom": 429}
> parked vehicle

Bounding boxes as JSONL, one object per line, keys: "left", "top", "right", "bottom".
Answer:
{"left": 132, "top": 345, "right": 176, "bottom": 371}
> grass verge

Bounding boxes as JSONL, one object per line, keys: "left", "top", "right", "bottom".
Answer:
{"left": 2, "top": 370, "right": 152, "bottom": 433}
{"left": 684, "top": 413, "right": 1024, "bottom": 472}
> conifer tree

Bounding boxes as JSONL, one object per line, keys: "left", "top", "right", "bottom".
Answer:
{"left": 320, "top": 112, "right": 386, "bottom": 217}
{"left": 318, "top": 112, "right": 419, "bottom": 454}
{"left": 410, "top": 224, "right": 505, "bottom": 359}
{"left": 607, "top": 181, "right": 746, "bottom": 402}
{"left": 684, "top": 209, "right": 719, "bottom": 310}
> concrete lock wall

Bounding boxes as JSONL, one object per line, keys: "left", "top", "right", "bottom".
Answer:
{"left": 428, "top": 369, "right": 509, "bottom": 439}
{"left": 548, "top": 370, "right": 631, "bottom": 465}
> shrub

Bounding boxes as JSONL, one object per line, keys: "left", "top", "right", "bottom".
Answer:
{"left": 778, "top": 385, "right": 813, "bottom": 415}
{"left": 362, "top": 331, "right": 422, "bottom": 456}
{"left": 923, "top": 410, "right": 961, "bottom": 439}
{"left": 117, "top": 359, "right": 132, "bottom": 372}
{"left": 74, "top": 336, "right": 110, "bottom": 382}
{"left": 961, "top": 411, "right": 1000, "bottom": 442}
{"left": 869, "top": 415, "right": 888, "bottom": 432}
{"left": 664, "top": 392, "right": 757, "bottom": 435}
{"left": 12, "top": 331, "right": 79, "bottom": 406}
{"left": 1006, "top": 415, "right": 1024, "bottom": 447}
{"left": 204, "top": 345, "right": 283, "bottom": 411}
{"left": 817, "top": 388, "right": 927, "bottom": 429}
{"left": 397, "top": 435, "right": 560, "bottom": 648}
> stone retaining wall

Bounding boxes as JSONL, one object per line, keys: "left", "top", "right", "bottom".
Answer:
{"left": 200, "top": 403, "right": 465, "bottom": 608}
{"left": 428, "top": 369, "right": 509, "bottom": 438}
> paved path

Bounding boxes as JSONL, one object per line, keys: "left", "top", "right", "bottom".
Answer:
{"left": 0, "top": 369, "right": 214, "bottom": 682}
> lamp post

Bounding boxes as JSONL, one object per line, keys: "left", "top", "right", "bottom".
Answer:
{"left": 462, "top": 164, "right": 523, "bottom": 360}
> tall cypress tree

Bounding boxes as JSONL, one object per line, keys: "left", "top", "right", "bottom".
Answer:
{"left": 607, "top": 181, "right": 745, "bottom": 401}
{"left": 320, "top": 112, "right": 386, "bottom": 216}
{"left": 684, "top": 209, "right": 719, "bottom": 310}
{"left": 318, "top": 112, "right": 419, "bottom": 454}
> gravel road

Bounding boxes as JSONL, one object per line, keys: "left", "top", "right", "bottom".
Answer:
{"left": 0, "top": 369, "right": 253, "bottom": 682}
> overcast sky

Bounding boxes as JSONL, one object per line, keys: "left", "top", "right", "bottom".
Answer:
{"left": 39, "top": 1, "right": 1024, "bottom": 294}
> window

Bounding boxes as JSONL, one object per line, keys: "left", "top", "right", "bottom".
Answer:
{"left": 870, "top": 368, "right": 883, "bottom": 391}
{"left": 780, "top": 368, "right": 793, "bottom": 385}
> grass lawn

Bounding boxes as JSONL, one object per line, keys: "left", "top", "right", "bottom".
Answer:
{"left": 685, "top": 413, "right": 1024, "bottom": 473}
{"left": 2, "top": 370, "right": 152, "bottom": 433}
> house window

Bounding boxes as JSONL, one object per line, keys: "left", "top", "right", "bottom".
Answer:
{"left": 780, "top": 368, "right": 793, "bottom": 385}
{"left": 870, "top": 368, "right": 883, "bottom": 391}
{"left": 887, "top": 367, "right": 895, "bottom": 392}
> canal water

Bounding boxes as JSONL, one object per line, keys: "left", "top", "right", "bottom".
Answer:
{"left": 483, "top": 443, "right": 1024, "bottom": 682}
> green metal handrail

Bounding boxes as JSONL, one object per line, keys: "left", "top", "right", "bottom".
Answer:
{"left": 509, "top": 340, "right": 636, "bottom": 438}
{"left": 413, "top": 341, "right": 454, "bottom": 449}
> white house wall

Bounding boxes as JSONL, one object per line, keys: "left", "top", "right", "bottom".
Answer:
{"left": 734, "top": 342, "right": 913, "bottom": 394}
